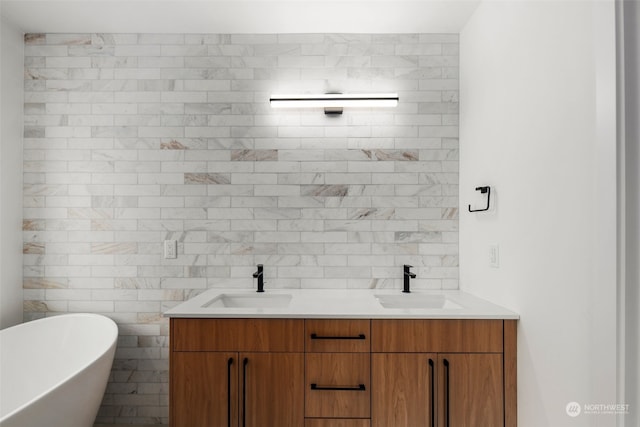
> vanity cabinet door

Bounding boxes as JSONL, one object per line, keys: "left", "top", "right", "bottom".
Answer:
{"left": 372, "top": 353, "right": 504, "bottom": 427}
{"left": 240, "top": 352, "right": 304, "bottom": 427}
{"left": 171, "top": 352, "right": 238, "bottom": 427}
{"left": 372, "top": 353, "right": 436, "bottom": 427}
{"left": 437, "top": 353, "right": 504, "bottom": 427}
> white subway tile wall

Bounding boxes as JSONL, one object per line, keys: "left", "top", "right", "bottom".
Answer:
{"left": 23, "top": 33, "right": 459, "bottom": 425}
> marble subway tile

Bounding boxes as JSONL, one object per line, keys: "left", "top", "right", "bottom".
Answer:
{"left": 231, "top": 149, "right": 278, "bottom": 161}
{"left": 23, "top": 32, "right": 459, "bottom": 426}
{"left": 301, "top": 184, "right": 349, "bottom": 198}
{"left": 92, "top": 242, "right": 138, "bottom": 254}
{"left": 68, "top": 45, "right": 115, "bottom": 56}
{"left": 23, "top": 242, "right": 45, "bottom": 255}
{"left": 25, "top": 33, "right": 46, "bottom": 45}
{"left": 23, "top": 219, "right": 46, "bottom": 231}
{"left": 25, "top": 45, "right": 68, "bottom": 57}
{"left": 23, "top": 278, "right": 68, "bottom": 289}
{"left": 46, "top": 34, "right": 91, "bottom": 45}
{"left": 184, "top": 172, "right": 231, "bottom": 185}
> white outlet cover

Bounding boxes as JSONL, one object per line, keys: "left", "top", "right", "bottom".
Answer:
{"left": 164, "top": 240, "right": 177, "bottom": 259}
{"left": 489, "top": 245, "right": 499, "bottom": 268}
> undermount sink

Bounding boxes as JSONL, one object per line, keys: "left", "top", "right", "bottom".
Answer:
{"left": 375, "top": 294, "right": 462, "bottom": 310}
{"left": 203, "top": 293, "right": 292, "bottom": 309}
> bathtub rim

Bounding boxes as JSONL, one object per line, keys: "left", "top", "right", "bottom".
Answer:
{"left": 0, "top": 312, "right": 118, "bottom": 423}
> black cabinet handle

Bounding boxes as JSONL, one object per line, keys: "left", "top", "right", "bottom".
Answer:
{"left": 428, "top": 359, "right": 435, "bottom": 427}
{"left": 310, "top": 383, "right": 366, "bottom": 391}
{"left": 227, "top": 358, "right": 233, "bottom": 427}
{"left": 242, "top": 358, "right": 248, "bottom": 427}
{"left": 443, "top": 359, "right": 450, "bottom": 427}
{"left": 310, "top": 333, "right": 366, "bottom": 340}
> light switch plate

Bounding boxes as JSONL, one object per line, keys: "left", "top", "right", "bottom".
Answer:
{"left": 164, "top": 240, "right": 177, "bottom": 259}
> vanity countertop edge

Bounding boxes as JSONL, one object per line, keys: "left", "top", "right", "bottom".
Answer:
{"left": 163, "top": 288, "right": 519, "bottom": 320}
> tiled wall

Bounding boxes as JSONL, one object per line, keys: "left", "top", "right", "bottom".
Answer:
{"left": 22, "top": 33, "right": 459, "bottom": 425}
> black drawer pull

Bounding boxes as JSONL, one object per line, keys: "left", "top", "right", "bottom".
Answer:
{"left": 428, "top": 359, "right": 435, "bottom": 427}
{"left": 310, "top": 333, "right": 366, "bottom": 340}
{"left": 310, "top": 383, "right": 366, "bottom": 391}
{"left": 227, "top": 358, "right": 234, "bottom": 427}
{"left": 444, "top": 358, "right": 450, "bottom": 427}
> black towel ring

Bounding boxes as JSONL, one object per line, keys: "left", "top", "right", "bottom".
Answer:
{"left": 468, "top": 186, "right": 491, "bottom": 212}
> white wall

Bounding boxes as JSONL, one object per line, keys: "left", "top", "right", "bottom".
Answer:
{"left": 460, "top": 1, "right": 618, "bottom": 426}
{"left": 0, "top": 16, "right": 24, "bottom": 329}
{"left": 623, "top": 0, "right": 640, "bottom": 423}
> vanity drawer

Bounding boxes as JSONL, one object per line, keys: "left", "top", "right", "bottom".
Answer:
{"left": 305, "top": 319, "right": 370, "bottom": 352}
{"left": 305, "top": 353, "right": 370, "bottom": 418}
{"left": 371, "top": 319, "right": 503, "bottom": 353}
{"left": 171, "top": 318, "right": 304, "bottom": 352}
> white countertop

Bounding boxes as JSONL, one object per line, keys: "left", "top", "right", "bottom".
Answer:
{"left": 163, "top": 288, "right": 519, "bottom": 319}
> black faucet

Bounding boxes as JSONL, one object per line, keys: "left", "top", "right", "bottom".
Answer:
{"left": 253, "top": 264, "right": 264, "bottom": 293}
{"left": 403, "top": 265, "right": 416, "bottom": 293}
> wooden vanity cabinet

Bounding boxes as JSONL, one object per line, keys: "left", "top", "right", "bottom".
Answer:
{"left": 371, "top": 319, "right": 516, "bottom": 427}
{"left": 170, "top": 318, "right": 516, "bottom": 427}
{"left": 170, "top": 319, "right": 304, "bottom": 427}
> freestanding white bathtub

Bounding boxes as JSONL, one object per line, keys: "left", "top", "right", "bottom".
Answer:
{"left": 0, "top": 313, "right": 118, "bottom": 427}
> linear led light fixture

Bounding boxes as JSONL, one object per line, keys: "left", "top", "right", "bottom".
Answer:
{"left": 269, "top": 93, "right": 399, "bottom": 115}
